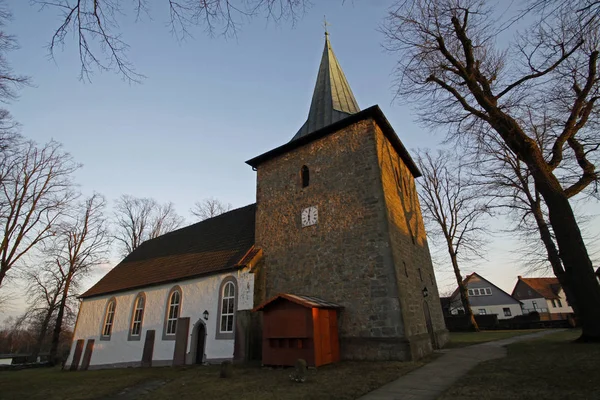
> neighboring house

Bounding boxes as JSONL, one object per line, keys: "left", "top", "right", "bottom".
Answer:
{"left": 64, "top": 34, "right": 448, "bottom": 370}
{"left": 447, "top": 273, "right": 523, "bottom": 320}
{"left": 511, "top": 276, "right": 573, "bottom": 320}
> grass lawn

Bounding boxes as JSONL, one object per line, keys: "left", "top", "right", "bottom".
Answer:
{"left": 445, "top": 329, "right": 547, "bottom": 348}
{"left": 439, "top": 329, "right": 600, "bottom": 400}
{"left": 0, "top": 359, "right": 433, "bottom": 400}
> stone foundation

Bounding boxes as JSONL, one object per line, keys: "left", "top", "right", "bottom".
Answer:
{"left": 340, "top": 337, "right": 411, "bottom": 361}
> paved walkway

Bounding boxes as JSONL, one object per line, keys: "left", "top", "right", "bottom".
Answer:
{"left": 358, "top": 330, "right": 561, "bottom": 400}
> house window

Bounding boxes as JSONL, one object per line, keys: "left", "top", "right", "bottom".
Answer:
{"left": 101, "top": 298, "right": 116, "bottom": 340}
{"left": 216, "top": 276, "right": 237, "bottom": 340}
{"left": 221, "top": 283, "right": 235, "bottom": 332}
{"left": 129, "top": 293, "right": 145, "bottom": 340}
{"left": 485, "top": 288, "right": 492, "bottom": 295}
{"left": 163, "top": 286, "right": 182, "bottom": 340}
{"left": 478, "top": 309, "right": 486, "bottom": 315}
{"left": 301, "top": 165, "right": 310, "bottom": 188}
{"left": 503, "top": 308, "right": 512, "bottom": 317}
{"left": 532, "top": 301, "right": 538, "bottom": 310}
{"left": 557, "top": 299, "right": 563, "bottom": 308}
{"left": 551, "top": 299, "right": 557, "bottom": 308}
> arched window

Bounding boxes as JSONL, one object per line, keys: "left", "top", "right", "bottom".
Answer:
{"left": 128, "top": 293, "right": 146, "bottom": 341}
{"left": 101, "top": 298, "right": 116, "bottom": 340}
{"left": 301, "top": 165, "right": 310, "bottom": 188}
{"left": 163, "top": 286, "right": 182, "bottom": 340}
{"left": 216, "top": 277, "right": 237, "bottom": 340}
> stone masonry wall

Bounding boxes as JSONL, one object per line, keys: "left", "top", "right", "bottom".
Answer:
{"left": 254, "top": 120, "right": 408, "bottom": 360}
{"left": 373, "top": 122, "right": 449, "bottom": 358}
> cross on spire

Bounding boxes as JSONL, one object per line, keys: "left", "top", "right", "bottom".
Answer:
{"left": 323, "top": 15, "right": 330, "bottom": 36}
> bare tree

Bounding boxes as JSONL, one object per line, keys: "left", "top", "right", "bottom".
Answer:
{"left": 113, "top": 195, "right": 184, "bottom": 257}
{"left": 0, "top": 139, "right": 79, "bottom": 288}
{"left": 0, "top": 1, "right": 29, "bottom": 100}
{"left": 382, "top": 0, "right": 600, "bottom": 341}
{"left": 33, "top": 0, "right": 309, "bottom": 82}
{"left": 23, "top": 266, "right": 64, "bottom": 361}
{"left": 190, "top": 197, "right": 232, "bottom": 221}
{"left": 41, "top": 193, "right": 111, "bottom": 363}
{"left": 417, "top": 150, "right": 489, "bottom": 331}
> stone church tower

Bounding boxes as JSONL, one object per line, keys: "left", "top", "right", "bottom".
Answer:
{"left": 247, "top": 34, "right": 448, "bottom": 360}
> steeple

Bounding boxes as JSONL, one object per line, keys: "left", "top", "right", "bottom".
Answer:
{"left": 291, "top": 33, "right": 360, "bottom": 141}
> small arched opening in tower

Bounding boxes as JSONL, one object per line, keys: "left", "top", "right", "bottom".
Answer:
{"left": 301, "top": 165, "right": 310, "bottom": 188}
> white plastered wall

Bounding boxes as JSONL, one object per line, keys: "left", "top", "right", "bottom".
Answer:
{"left": 65, "top": 267, "right": 254, "bottom": 369}
{"left": 472, "top": 304, "right": 523, "bottom": 320}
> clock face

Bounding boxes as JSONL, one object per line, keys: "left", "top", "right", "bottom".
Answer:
{"left": 301, "top": 206, "right": 318, "bottom": 227}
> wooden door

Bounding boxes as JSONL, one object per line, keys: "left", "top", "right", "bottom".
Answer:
{"left": 80, "top": 339, "right": 95, "bottom": 370}
{"left": 319, "top": 310, "right": 332, "bottom": 365}
{"left": 141, "top": 330, "right": 155, "bottom": 367}
{"left": 69, "top": 339, "right": 84, "bottom": 371}
{"left": 195, "top": 324, "right": 206, "bottom": 364}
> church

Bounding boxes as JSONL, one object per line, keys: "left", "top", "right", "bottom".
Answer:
{"left": 65, "top": 34, "right": 448, "bottom": 370}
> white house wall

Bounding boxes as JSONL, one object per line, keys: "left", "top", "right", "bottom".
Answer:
{"left": 520, "top": 297, "right": 548, "bottom": 313}
{"left": 471, "top": 304, "right": 523, "bottom": 319}
{"left": 65, "top": 268, "right": 254, "bottom": 369}
{"left": 547, "top": 289, "right": 573, "bottom": 314}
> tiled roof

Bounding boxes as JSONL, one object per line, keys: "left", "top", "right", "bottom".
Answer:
{"left": 517, "top": 277, "right": 561, "bottom": 300}
{"left": 253, "top": 293, "right": 343, "bottom": 312}
{"left": 81, "top": 204, "right": 257, "bottom": 299}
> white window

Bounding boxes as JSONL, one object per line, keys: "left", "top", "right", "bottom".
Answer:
{"left": 532, "top": 301, "right": 538, "bottom": 310}
{"left": 485, "top": 288, "right": 492, "bottom": 295}
{"left": 102, "top": 299, "right": 116, "bottom": 339}
{"left": 220, "top": 282, "right": 235, "bottom": 333}
{"left": 468, "top": 289, "right": 474, "bottom": 296}
{"left": 166, "top": 290, "right": 181, "bottom": 335}
{"left": 478, "top": 309, "right": 487, "bottom": 315}
{"left": 130, "top": 294, "right": 145, "bottom": 337}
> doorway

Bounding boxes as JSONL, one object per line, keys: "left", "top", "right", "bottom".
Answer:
{"left": 192, "top": 321, "right": 206, "bottom": 364}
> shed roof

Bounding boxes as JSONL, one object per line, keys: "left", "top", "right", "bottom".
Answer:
{"left": 81, "top": 204, "right": 257, "bottom": 299}
{"left": 253, "top": 293, "right": 343, "bottom": 312}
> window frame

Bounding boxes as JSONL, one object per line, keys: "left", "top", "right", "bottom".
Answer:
{"left": 557, "top": 299, "right": 563, "bottom": 308}
{"left": 128, "top": 292, "right": 146, "bottom": 341}
{"left": 478, "top": 308, "right": 486, "bottom": 315}
{"left": 215, "top": 276, "right": 237, "bottom": 340}
{"left": 100, "top": 297, "right": 117, "bottom": 341}
{"left": 162, "top": 286, "right": 182, "bottom": 341}
{"left": 503, "top": 307, "right": 512, "bottom": 317}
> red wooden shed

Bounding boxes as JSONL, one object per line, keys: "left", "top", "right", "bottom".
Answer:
{"left": 252, "top": 293, "right": 342, "bottom": 367}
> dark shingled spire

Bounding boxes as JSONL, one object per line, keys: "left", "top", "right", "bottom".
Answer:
{"left": 292, "top": 34, "right": 360, "bottom": 141}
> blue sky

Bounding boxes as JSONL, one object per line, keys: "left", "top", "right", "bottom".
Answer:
{"left": 0, "top": 1, "right": 598, "bottom": 319}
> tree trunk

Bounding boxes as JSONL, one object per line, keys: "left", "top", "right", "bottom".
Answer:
{"left": 530, "top": 200, "right": 580, "bottom": 317}
{"left": 541, "top": 190, "right": 600, "bottom": 341}
{"left": 30, "top": 309, "right": 54, "bottom": 362}
{"left": 0, "top": 267, "right": 6, "bottom": 288}
{"left": 49, "top": 273, "right": 73, "bottom": 364}
{"left": 449, "top": 248, "right": 479, "bottom": 331}
{"left": 486, "top": 111, "right": 600, "bottom": 341}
